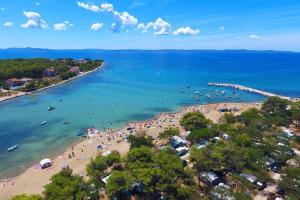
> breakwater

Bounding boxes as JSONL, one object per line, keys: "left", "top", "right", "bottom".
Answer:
{"left": 208, "top": 82, "right": 299, "bottom": 102}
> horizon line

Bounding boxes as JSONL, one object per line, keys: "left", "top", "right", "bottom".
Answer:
{"left": 0, "top": 47, "right": 300, "bottom": 53}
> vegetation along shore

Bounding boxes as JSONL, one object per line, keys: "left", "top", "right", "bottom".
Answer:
{"left": 1, "top": 97, "right": 300, "bottom": 200}
{"left": 0, "top": 58, "right": 103, "bottom": 102}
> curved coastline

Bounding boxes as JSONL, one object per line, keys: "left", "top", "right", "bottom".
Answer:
{"left": 0, "top": 100, "right": 262, "bottom": 180}
{"left": 0, "top": 101, "right": 262, "bottom": 199}
{"left": 0, "top": 62, "right": 104, "bottom": 103}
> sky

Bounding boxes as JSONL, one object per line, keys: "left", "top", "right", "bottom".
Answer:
{"left": 1, "top": 0, "right": 300, "bottom": 50}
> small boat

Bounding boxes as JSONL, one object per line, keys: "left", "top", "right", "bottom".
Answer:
{"left": 63, "top": 121, "right": 70, "bottom": 125}
{"left": 7, "top": 144, "right": 19, "bottom": 152}
{"left": 41, "top": 121, "right": 47, "bottom": 125}
{"left": 47, "top": 106, "right": 55, "bottom": 111}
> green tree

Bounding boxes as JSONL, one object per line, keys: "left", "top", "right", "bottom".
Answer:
{"left": 87, "top": 155, "right": 108, "bottom": 182}
{"left": 260, "top": 97, "right": 291, "bottom": 126}
{"left": 175, "top": 186, "right": 202, "bottom": 200}
{"left": 86, "top": 151, "right": 120, "bottom": 186}
{"left": 180, "top": 112, "right": 211, "bottom": 131}
{"left": 127, "top": 134, "right": 153, "bottom": 149}
{"left": 154, "top": 149, "right": 184, "bottom": 196}
{"left": 191, "top": 142, "right": 245, "bottom": 173}
{"left": 10, "top": 194, "right": 42, "bottom": 200}
{"left": 220, "top": 113, "right": 236, "bottom": 124}
{"left": 158, "top": 128, "right": 180, "bottom": 139}
{"left": 238, "top": 108, "right": 263, "bottom": 126}
{"left": 25, "top": 81, "right": 37, "bottom": 92}
{"left": 126, "top": 146, "right": 155, "bottom": 169}
{"left": 106, "top": 150, "right": 121, "bottom": 166}
{"left": 234, "top": 134, "right": 252, "bottom": 147}
{"left": 261, "top": 96, "right": 289, "bottom": 116}
{"left": 291, "top": 101, "right": 300, "bottom": 121}
{"left": 60, "top": 71, "right": 76, "bottom": 80}
{"left": 106, "top": 171, "right": 133, "bottom": 200}
{"left": 43, "top": 168, "right": 87, "bottom": 200}
{"left": 186, "top": 128, "right": 214, "bottom": 143}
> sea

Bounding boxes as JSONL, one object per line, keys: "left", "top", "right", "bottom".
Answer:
{"left": 0, "top": 49, "right": 300, "bottom": 179}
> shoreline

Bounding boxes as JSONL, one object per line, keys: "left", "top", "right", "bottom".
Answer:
{"left": 0, "top": 100, "right": 262, "bottom": 180}
{"left": 0, "top": 63, "right": 104, "bottom": 103}
{"left": 0, "top": 101, "right": 262, "bottom": 199}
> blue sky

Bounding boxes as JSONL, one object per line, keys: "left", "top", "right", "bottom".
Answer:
{"left": 1, "top": 0, "right": 300, "bottom": 50}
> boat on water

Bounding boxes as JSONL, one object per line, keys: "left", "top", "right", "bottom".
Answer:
{"left": 47, "top": 106, "right": 55, "bottom": 111}
{"left": 41, "top": 121, "right": 47, "bottom": 125}
{"left": 7, "top": 144, "right": 19, "bottom": 152}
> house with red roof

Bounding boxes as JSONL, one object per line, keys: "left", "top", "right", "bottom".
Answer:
{"left": 69, "top": 66, "right": 80, "bottom": 75}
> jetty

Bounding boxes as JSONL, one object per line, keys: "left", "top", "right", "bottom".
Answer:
{"left": 208, "top": 82, "right": 299, "bottom": 102}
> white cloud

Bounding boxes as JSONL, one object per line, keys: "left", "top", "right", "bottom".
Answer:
{"left": 3, "top": 21, "right": 13, "bottom": 27}
{"left": 113, "top": 11, "right": 138, "bottom": 26}
{"left": 77, "top": 2, "right": 137, "bottom": 30}
{"left": 248, "top": 34, "right": 260, "bottom": 40}
{"left": 100, "top": 3, "right": 114, "bottom": 12}
{"left": 21, "top": 11, "right": 47, "bottom": 29}
{"left": 137, "top": 23, "right": 147, "bottom": 33}
{"left": 173, "top": 26, "right": 200, "bottom": 36}
{"left": 138, "top": 18, "right": 171, "bottom": 35}
{"left": 220, "top": 26, "right": 225, "bottom": 31}
{"left": 76, "top": 1, "right": 100, "bottom": 12}
{"left": 36, "top": 2, "right": 40, "bottom": 6}
{"left": 90, "top": 22, "right": 104, "bottom": 31}
{"left": 54, "top": 21, "right": 73, "bottom": 31}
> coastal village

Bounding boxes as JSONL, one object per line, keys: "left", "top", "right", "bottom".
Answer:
{"left": 0, "top": 96, "right": 300, "bottom": 200}
{"left": 0, "top": 58, "right": 103, "bottom": 102}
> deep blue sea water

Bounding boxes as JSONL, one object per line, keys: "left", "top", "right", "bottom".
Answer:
{"left": 0, "top": 49, "right": 300, "bottom": 179}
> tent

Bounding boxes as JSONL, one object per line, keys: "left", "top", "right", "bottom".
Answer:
{"left": 40, "top": 158, "right": 52, "bottom": 169}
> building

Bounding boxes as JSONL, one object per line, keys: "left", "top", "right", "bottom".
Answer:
{"left": 5, "top": 78, "right": 25, "bottom": 87}
{"left": 175, "top": 146, "right": 189, "bottom": 157}
{"left": 170, "top": 136, "right": 187, "bottom": 148}
{"left": 43, "top": 67, "right": 56, "bottom": 77}
{"left": 200, "top": 172, "right": 221, "bottom": 187}
{"left": 69, "top": 66, "right": 80, "bottom": 75}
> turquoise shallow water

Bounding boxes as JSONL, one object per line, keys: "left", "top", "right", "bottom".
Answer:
{"left": 0, "top": 50, "right": 300, "bottom": 179}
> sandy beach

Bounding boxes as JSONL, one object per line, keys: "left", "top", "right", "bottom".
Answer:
{"left": 0, "top": 102, "right": 261, "bottom": 199}
{"left": 0, "top": 63, "right": 104, "bottom": 103}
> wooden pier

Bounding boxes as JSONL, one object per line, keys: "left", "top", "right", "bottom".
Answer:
{"left": 208, "top": 82, "right": 299, "bottom": 102}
